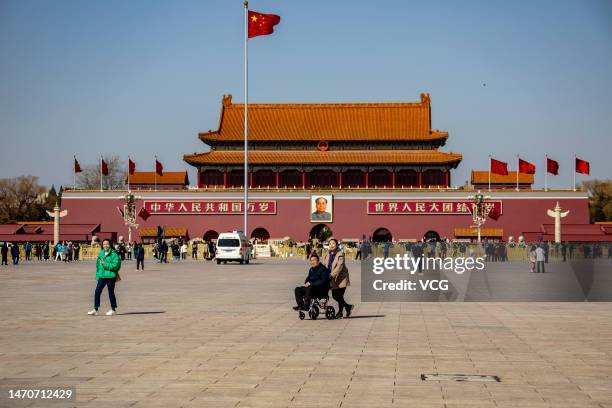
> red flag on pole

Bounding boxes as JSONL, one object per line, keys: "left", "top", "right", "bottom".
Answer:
{"left": 74, "top": 157, "right": 82, "bottom": 173}
{"left": 488, "top": 206, "right": 501, "bottom": 220}
{"left": 248, "top": 10, "right": 281, "bottom": 38}
{"left": 490, "top": 158, "right": 508, "bottom": 175}
{"left": 128, "top": 159, "right": 136, "bottom": 175}
{"left": 518, "top": 158, "right": 536, "bottom": 174}
{"left": 101, "top": 159, "right": 109, "bottom": 176}
{"left": 155, "top": 160, "right": 163, "bottom": 176}
{"left": 575, "top": 158, "right": 590, "bottom": 175}
{"left": 547, "top": 158, "right": 559, "bottom": 175}
{"left": 138, "top": 207, "right": 151, "bottom": 221}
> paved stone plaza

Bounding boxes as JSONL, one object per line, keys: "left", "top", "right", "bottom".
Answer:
{"left": 1, "top": 259, "right": 612, "bottom": 408}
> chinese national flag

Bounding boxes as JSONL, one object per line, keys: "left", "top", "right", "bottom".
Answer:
{"left": 518, "top": 158, "right": 536, "bottom": 174}
{"left": 129, "top": 159, "right": 136, "bottom": 175}
{"left": 74, "top": 158, "right": 82, "bottom": 173}
{"left": 138, "top": 207, "right": 151, "bottom": 221}
{"left": 248, "top": 10, "right": 281, "bottom": 38}
{"left": 547, "top": 158, "right": 559, "bottom": 175}
{"left": 155, "top": 160, "right": 163, "bottom": 176}
{"left": 490, "top": 158, "right": 508, "bottom": 175}
{"left": 488, "top": 206, "right": 501, "bottom": 220}
{"left": 101, "top": 159, "right": 109, "bottom": 176}
{"left": 575, "top": 157, "right": 590, "bottom": 175}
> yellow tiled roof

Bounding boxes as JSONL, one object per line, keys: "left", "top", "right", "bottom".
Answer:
{"left": 184, "top": 150, "right": 462, "bottom": 166}
{"left": 199, "top": 93, "right": 448, "bottom": 142}
{"left": 471, "top": 171, "right": 534, "bottom": 184}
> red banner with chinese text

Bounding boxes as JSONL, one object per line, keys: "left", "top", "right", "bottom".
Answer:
{"left": 143, "top": 201, "right": 277, "bottom": 215}
{"left": 367, "top": 200, "right": 503, "bottom": 215}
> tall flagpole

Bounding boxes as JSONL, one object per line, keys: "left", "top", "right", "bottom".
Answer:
{"left": 100, "top": 156, "right": 103, "bottom": 192}
{"left": 573, "top": 154, "right": 576, "bottom": 192}
{"left": 545, "top": 154, "right": 548, "bottom": 191}
{"left": 516, "top": 155, "right": 519, "bottom": 192}
{"left": 488, "top": 155, "right": 491, "bottom": 192}
{"left": 73, "top": 155, "right": 76, "bottom": 190}
{"left": 243, "top": 0, "right": 249, "bottom": 237}
{"left": 155, "top": 155, "right": 158, "bottom": 192}
{"left": 127, "top": 155, "right": 131, "bottom": 192}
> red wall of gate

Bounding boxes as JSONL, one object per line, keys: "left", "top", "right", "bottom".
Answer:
{"left": 60, "top": 195, "right": 590, "bottom": 242}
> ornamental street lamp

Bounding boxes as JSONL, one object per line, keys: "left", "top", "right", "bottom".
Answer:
{"left": 468, "top": 190, "right": 491, "bottom": 244}
{"left": 123, "top": 193, "right": 138, "bottom": 243}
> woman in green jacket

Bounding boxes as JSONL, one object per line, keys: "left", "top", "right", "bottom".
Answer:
{"left": 88, "top": 239, "right": 122, "bottom": 316}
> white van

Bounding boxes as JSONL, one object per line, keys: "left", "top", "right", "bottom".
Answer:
{"left": 215, "top": 231, "right": 250, "bottom": 264}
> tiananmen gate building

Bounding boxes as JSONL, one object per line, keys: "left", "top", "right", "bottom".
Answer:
{"left": 57, "top": 93, "right": 610, "bottom": 244}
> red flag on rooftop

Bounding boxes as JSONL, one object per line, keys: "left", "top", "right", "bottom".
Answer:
{"left": 101, "top": 159, "right": 109, "bottom": 176}
{"left": 155, "top": 159, "right": 163, "bottom": 176}
{"left": 248, "top": 10, "right": 281, "bottom": 38}
{"left": 74, "top": 157, "right": 82, "bottom": 173}
{"left": 575, "top": 157, "right": 590, "bottom": 175}
{"left": 547, "top": 158, "right": 559, "bottom": 175}
{"left": 129, "top": 159, "right": 136, "bottom": 175}
{"left": 518, "top": 158, "right": 536, "bottom": 174}
{"left": 490, "top": 158, "right": 508, "bottom": 176}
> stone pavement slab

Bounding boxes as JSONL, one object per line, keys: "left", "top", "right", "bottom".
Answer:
{"left": 0, "top": 259, "right": 611, "bottom": 407}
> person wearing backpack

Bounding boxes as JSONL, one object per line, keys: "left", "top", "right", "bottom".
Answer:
{"left": 88, "top": 239, "right": 122, "bottom": 316}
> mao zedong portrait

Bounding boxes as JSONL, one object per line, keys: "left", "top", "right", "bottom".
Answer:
{"left": 311, "top": 196, "right": 332, "bottom": 221}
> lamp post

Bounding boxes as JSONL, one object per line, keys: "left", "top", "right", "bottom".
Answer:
{"left": 123, "top": 193, "right": 138, "bottom": 243}
{"left": 469, "top": 190, "right": 491, "bottom": 244}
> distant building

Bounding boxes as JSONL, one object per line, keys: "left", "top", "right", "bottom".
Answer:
{"left": 127, "top": 171, "right": 189, "bottom": 190}
{"left": 471, "top": 171, "right": 534, "bottom": 190}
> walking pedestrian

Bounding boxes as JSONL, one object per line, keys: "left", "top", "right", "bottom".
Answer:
{"left": 1, "top": 242, "right": 8, "bottom": 265}
{"left": 135, "top": 243, "right": 145, "bottom": 270}
{"left": 191, "top": 241, "right": 198, "bottom": 259}
{"left": 43, "top": 242, "right": 50, "bottom": 261}
{"left": 535, "top": 245, "right": 545, "bottom": 273}
{"left": 11, "top": 243, "right": 20, "bottom": 265}
{"left": 323, "top": 238, "right": 353, "bottom": 319}
{"left": 88, "top": 239, "right": 121, "bottom": 316}
{"left": 355, "top": 241, "right": 362, "bottom": 260}
{"left": 24, "top": 242, "right": 32, "bottom": 261}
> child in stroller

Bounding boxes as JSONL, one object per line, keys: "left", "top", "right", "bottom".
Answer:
{"left": 293, "top": 253, "right": 336, "bottom": 320}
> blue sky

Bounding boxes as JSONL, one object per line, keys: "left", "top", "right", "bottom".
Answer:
{"left": 1, "top": 0, "right": 611, "bottom": 189}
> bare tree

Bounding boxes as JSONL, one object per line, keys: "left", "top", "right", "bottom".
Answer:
{"left": 0, "top": 175, "right": 49, "bottom": 223}
{"left": 582, "top": 179, "right": 612, "bottom": 222}
{"left": 77, "top": 155, "right": 127, "bottom": 190}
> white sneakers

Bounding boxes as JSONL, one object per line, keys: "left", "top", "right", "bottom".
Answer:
{"left": 87, "top": 309, "right": 116, "bottom": 316}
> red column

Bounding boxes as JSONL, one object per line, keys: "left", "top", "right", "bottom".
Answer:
{"left": 445, "top": 171, "right": 450, "bottom": 187}
{"left": 223, "top": 172, "right": 227, "bottom": 188}
{"left": 365, "top": 172, "right": 369, "bottom": 188}
{"left": 249, "top": 172, "right": 253, "bottom": 188}
{"left": 418, "top": 172, "right": 423, "bottom": 188}
{"left": 339, "top": 172, "right": 343, "bottom": 189}
{"left": 391, "top": 171, "right": 396, "bottom": 188}
{"left": 302, "top": 172, "right": 306, "bottom": 189}
{"left": 275, "top": 172, "right": 280, "bottom": 188}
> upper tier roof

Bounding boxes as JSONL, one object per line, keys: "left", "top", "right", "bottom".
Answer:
{"left": 199, "top": 93, "right": 448, "bottom": 143}
{"left": 184, "top": 150, "right": 462, "bottom": 166}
